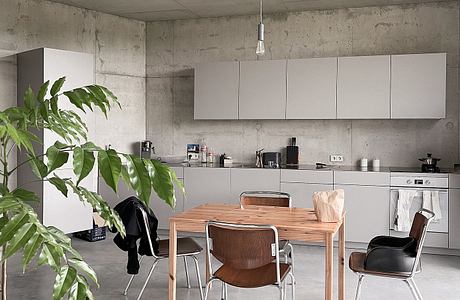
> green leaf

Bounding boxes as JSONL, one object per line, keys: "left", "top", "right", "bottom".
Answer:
{"left": 50, "top": 96, "right": 59, "bottom": 115}
{"left": 37, "top": 80, "right": 50, "bottom": 103}
{"left": 22, "top": 233, "right": 43, "bottom": 271}
{"left": 53, "top": 265, "right": 77, "bottom": 300}
{"left": 27, "top": 155, "right": 48, "bottom": 179}
{"left": 81, "top": 142, "right": 100, "bottom": 151}
{"left": 48, "top": 177, "right": 68, "bottom": 197}
{"left": 98, "top": 149, "right": 121, "bottom": 193}
{"left": 63, "top": 91, "right": 85, "bottom": 113}
{"left": 124, "top": 155, "right": 151, "bottom": 206}
{"left": 5, "top": 123, "right": 21, "bottom": 148}
{"left": 0, "top": 184, "right": 9, "bottom": 196}
{"left": 51, "top": 77, "right": 65, "bottom": 96}
{"left": 69, "top": 280, "right": 88, "bottom": 300}
{"left": 24, "top": 87, "right": 35, "bottom": 109}
{"left": 12, "top": 188, "right": 39, "bottom": 202}
{"left": 151, "top": 160, "right": 176, "bottom": 208}
{"left": 3, "top": 223, "right": 36, "bottom": 260}
{"left": 38, "top": 243, "right": 62, "bottom": 271}
{"left": 73, "top": 147, "right": 95, "bottom": 185}
{"left": 0, "top": 197, "right": 21, "bottom": 212}
{"left": 98, "top": 85, "right": 121, "bottom": 108}
{"left": 39, "top": 101, "right": 49, "bottom": 121}
{"left": 0, "top": 212, "right": 29, "bottom": 246}
{"left": 68, "top": 258, "right": 99, "bottom": 287}
{"left": 46, "top": 145, "right": 69, "bottom": 173}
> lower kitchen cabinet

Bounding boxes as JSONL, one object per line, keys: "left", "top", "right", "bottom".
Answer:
{"left": 183, "top": 168, "right": 232, "bottom": 210}
{"left": 449, "top": 176, "right": 460, "bottom": 249}
{"left": 335, "top": 184, "right": 390, "bottom": 243}
{"left": 230, "top": 169, "right": 280, "bottom": 200}
{"left": 280, "top": 182, "right": 333, "bottom": 208}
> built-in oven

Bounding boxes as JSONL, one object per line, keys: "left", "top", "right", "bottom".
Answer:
{"left": 390, "top": 173, "right": 449, "bottom": 247}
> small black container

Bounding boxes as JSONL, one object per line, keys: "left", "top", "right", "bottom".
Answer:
{"left": 262, "top": 152, "right": 281, "bottom": 168}
{"left": 74, "top": 225, "right": 106, "bottom": 242}
{"left": 286, "top": 137, "right": 299, "bottom": 165}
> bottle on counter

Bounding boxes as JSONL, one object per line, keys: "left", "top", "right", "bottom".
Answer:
{"left": 201, "top": 144, "right": 207, "bottom": 163}
{"left": 207, "top": 147, "right": 214, "bottom": 164}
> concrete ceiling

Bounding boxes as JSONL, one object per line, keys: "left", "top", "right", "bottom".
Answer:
{"left": 47, "top": 0, "right": 453, "bottom": 21}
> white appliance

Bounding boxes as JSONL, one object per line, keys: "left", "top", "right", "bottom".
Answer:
{"left": 390, "top": 173, "right": 449, "bottom": 247}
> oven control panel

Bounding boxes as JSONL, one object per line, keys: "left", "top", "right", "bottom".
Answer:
{"left": 391, "top": 175, "right": 448, "bottom": 188}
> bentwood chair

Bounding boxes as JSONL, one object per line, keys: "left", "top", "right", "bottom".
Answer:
{"left": 123, "top": 206, "right": 204, "bottom": 300}
{"left": 204, "top": 221, "right": 296, "bottom": 300}
{"left": 349, "top": 209, "right": 435, "bottom": 300}
{"left": 240, "top": 191, "right": 294, "bottom": 268}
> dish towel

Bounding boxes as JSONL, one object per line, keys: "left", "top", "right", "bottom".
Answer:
{"left": 394, "top": 190, "right": 418, "bottom": 232}
{"left": 422, "top": 191, "right": 442, "bottom": 222}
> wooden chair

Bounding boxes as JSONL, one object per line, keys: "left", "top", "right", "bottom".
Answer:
{"left": 349, "top": 209, "right": 435, "bottom": 300}
{"left": 123, "top": 206, "right": 204, "bottom": 300}
{"left": 240, "top": 191, "right": 294, "bottom": 268}
{"left": 204, "top": 221, "right": 296, "bottom": 300}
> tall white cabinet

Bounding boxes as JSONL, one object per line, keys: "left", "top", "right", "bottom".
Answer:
{"left": 391, "top": 53, "right": 446, "bottom": 119}
{"left": 337, "top": 55, "right": 391, "bottom": 119}
{"left": 17, "top": 48, "right": 96, "bottom": 234}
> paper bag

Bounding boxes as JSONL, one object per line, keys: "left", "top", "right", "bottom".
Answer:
{"left": 312, "top": 189, "right": 344, "bottom": 222}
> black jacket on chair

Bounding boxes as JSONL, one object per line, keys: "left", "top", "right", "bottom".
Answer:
{"left": 111, "top": 196, "right": 159, "bottom": 274}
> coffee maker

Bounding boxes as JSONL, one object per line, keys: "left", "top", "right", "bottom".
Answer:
{"left": 140, "top": 140, "right": 155, "bottom": 159}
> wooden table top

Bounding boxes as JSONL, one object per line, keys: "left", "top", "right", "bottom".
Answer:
{"left": 170, "top": 203, "right": 343, "bottom": 234}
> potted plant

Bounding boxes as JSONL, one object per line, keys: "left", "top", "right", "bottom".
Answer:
{"left": 0, "top": 77, "right": 180, "bottom": 299}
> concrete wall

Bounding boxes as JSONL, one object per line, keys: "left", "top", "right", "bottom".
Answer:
{"left": 0, "top": 0, "right": 146, "bottom": 154}
{"left": 146, "top": 1, "right": 460, "bottom": 168}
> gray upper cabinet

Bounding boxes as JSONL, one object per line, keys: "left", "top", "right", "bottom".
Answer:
{"left": 391, "top": 53, "right": 446, "bottom": 119}
{"left": 194, "top": 61, "right": 239, "bottom": 120}
{"left": 239, "top": 60, "right": 287, "bottom": 119}
{"left": 337, "top": 55, "right": 390, "bottom": 119}
{"left": 287, "top": 58, "right": 337, "bottom": 119}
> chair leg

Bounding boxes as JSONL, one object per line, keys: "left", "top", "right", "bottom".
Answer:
{"left": 184, "top": 256, "right": 191, "bottom": 289}
{"left": 279, "top": 286, "right": 284, "bottom": 300}
{"left": 224, "top": 283, "right": 228, "bottom": 300}
{"left": 123, "top": 255, "right": 144, "bottom": 295}
{"left": 204, "top": 279, "right": 217, "bottom": 300}
{"left": 221, "top": 282, "right": 227, "bottom": 300}
{"left": 354, "top": 274, "right": 365, "bottom": 300}
{"left": 136, "top": 259, "right": 159, "bottom": 300}
{"left": 406, "top": 278, "right": 423, "bottom": 300}
{"left": 191, "top": 256, "right": 205, "bottom": 300}
{"left": 288, "top": 272, "right": 296, "bottom": 300}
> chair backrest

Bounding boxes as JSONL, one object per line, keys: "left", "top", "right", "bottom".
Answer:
{"left": 408, "top": 209, "right": 435, "bottom": 275}
{"left": 138, "top": 206, "right": 159, "bottom": 259}
{"left": 240, "top": 191, "right": 291, "bottom": 208}
{"left": 205, "top": 221, "right": 281, "bottom": 283}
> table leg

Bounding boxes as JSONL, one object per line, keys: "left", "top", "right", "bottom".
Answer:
{"left": 339, "top": 216, "right": 346, "bottom": 300}
{"left": 325, "top": 233, "right": 333, "bottom": 300}
{"left": 168, "top": 220, "right": 177, "bottom": 300}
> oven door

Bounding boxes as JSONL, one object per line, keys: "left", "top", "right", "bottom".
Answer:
{"left": 390, "top": 188, "right": 448, "bottom": 234}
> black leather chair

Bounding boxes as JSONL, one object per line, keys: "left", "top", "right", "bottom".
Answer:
{"left": 349, "top": 209, "right": 435, "bottom": 300}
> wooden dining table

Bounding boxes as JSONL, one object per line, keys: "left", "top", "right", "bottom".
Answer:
{"left": 168, "top": 203, "right": 345, "bottom": 300}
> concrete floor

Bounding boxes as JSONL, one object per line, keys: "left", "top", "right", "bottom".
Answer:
{"left": 6, "top": 233, "right": 460, "bottom": 300}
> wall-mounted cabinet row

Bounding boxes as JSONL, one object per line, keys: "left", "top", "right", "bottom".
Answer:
{"left": 194, "top": 53, "right": 446, "bottom": 120}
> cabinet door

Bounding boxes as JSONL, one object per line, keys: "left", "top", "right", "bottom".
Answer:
{"left": 449, "top": 188, "right": 460, "bottom": 249}
{"left": 337, "top": 55, "right": 390, "bottom": 119}
{"left": 239, "top": 60, "right": 287, "bottom": 119}
{"left": 230, "top": 169, "right": 280, "bottom": 200}
{"left": 281, "top": 183, "right": 333, "bottom": 208}
{"left": 287, "top": 58, "right": 337, "bottom": 119}
{"left": 194, "top": 61, "right": 239, "bottom": 120}
{"left": 335, "top": 184, "right": 390, "bottom": 243}
{"left": 183, "top": 168, "right": 232, "bottom": 210}
{"left": 391, "top": 53, "right": 446, "bottom": 119}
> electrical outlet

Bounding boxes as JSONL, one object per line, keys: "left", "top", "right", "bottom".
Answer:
{"left": 329, "top": 155, "right": 344, "bottom": 162}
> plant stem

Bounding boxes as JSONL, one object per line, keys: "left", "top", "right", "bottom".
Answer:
{"left": 1, "top": 138, "right": 8, "bottom": 300}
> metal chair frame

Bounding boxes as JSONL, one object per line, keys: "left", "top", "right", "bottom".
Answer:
{"left": 352, "top": 209, "right": 435, "bottom": 300}
{"left": 239, "top": 191, "right": 294, "bottom": 270}
{"left": 204, "top": 221, "right": 296, "bottom": 300}
{"left": 123, "top": 206, "right": 204, "bottom": 300}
